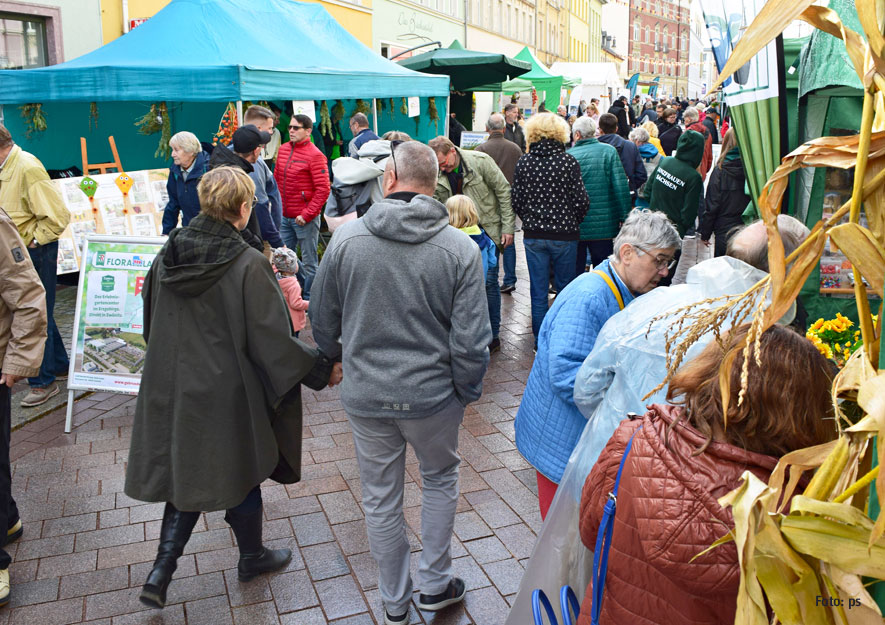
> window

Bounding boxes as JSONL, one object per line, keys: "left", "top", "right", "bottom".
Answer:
{"left": 644, "top": 26, "right": 649, "bottom": 42}
{"left": 0, "top": 13, "right": 48, "bottom": 69}
{"left": 633, "top": 21, "right": 640, "bottom": 40}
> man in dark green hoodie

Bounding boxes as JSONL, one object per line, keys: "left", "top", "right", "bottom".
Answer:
{"left": 646, "top": 130, "right": 706, "bottom": 236}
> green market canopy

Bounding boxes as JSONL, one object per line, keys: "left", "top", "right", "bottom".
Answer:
{"left": 471, "top": 47, "right": 565, "bottom": 111}
{"left": 0, "top": 0, "right": 449, "bottom": 103}
{"left": 396, "top": 40, "right": 531, "bottom": 92}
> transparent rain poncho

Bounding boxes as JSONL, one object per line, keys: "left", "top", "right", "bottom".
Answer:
{"left": 505, "top": 256, "right": 795, "bottom": 623}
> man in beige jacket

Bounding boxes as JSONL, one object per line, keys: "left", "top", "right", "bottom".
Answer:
{"left": 0, "top": 125, "right": 70, "bottom": 407}
{"left": 0, "top": 206, "right": 47, "bottom": 606}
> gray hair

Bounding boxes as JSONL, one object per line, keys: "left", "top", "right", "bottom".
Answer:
{"left": 629, "top": 127, "right": 650, "bottom": 144}
{"left": 572, "top": 116, "right": 596, "bottom": 139}
{"left": 387, "top": 141, "right": 438, "bottom": 193}
{"left": 683, "top": 107, "right": 699, "bottom": 122}
{"left": 350, "top": 113, "right": 369, "bottom": 129}
{"left": 381, "top": 130, "right": 411, "bottom": 141}
{"left": 611, "top": 209, "right": 681, "bottom": 262}
{"left": 726, "top": 215, "right": 810, "bottom": 272}
{"left": 487, "top": 113, "right": 506, "bottom": 131}
{"left": 169, "top": 131, "right": 201, "bottom": 154}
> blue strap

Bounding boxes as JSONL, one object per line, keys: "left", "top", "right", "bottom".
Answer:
{"left": 532, "top": 588, "right": 559, "bottom": 625}
{"left": 590, "top": 425, "right": 643, "bottom": 625}
{"left": 560, "top": 585, "right": 580, "bottom": 625}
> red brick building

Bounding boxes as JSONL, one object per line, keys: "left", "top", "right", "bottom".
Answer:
{"left": 626, "top": 0, "right": 691, "bottom": 99}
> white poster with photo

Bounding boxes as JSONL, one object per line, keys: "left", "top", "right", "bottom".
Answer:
{"left": 407, "top": 97, "right": 420, "bottom": 118}
{"left": 291, "top": 100, "right": 317, "bottom": 122}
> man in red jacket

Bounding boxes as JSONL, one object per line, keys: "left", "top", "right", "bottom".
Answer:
{"left": 274, "top": 114, "right": 331, "bottom": 300}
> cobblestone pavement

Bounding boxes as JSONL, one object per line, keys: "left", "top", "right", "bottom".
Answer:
{"left": 5, "top": 235, "right": 539, "bottom": 624}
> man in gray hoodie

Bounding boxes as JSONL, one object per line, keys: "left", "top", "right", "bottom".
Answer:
{"left": 309, "top": 141, "right": 490, "bottom": 625}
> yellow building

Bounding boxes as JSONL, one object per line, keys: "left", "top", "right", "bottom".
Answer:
{"left": 568, "top": 0, "right": 589, "bottom": 62}
{"left": 99, "top": 0, "right": 373, "bottom": 48}
{"left": 536, "top": 0, "right": 569, "bottom": 66}
{"left": 588, "top": 0, "right": 603, "bottom": 62}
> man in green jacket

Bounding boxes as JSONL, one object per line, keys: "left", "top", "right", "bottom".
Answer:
{"left": 646, "top": 130, "right": 705, "bottom": 237}
{"left": 567, "top": 117, "right": 631, "bottom": 274}
{"left": 429, "top": 136, "right": 514, "bottom": 352}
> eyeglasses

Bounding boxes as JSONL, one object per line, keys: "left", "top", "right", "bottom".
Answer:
{"left": 288, "top": 124, "right": 302, "bottom": 130}
{"left": 633, "top": 245, "right": 677, "bottom": 271}
{"left": 389, "top": 140, "right": 404, "bottom": 179}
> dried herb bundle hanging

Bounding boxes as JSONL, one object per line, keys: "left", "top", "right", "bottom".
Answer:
{"left": 352, "top": 99, "right": 370, "bottom": 117}
{"left": 388, "top": 98, "right": 396, "bottom": 121}
{"left": 155, "top": 103, "right": 172, "bottom": 160}
{"left": 331, "top": 100, "right": 345, "bottom": 122}
{"left": 428, "top": 97, "right": 439, "bottom": 133}
{"left": 89, "top": 102, "right": 99, "bottom": 131}
{"left": 135, "top": 104, "right": 163, "bottom": 135}
{"left": 319, "top": 101, "right": 332, "bottom": 138}
{"left": 400, "top": 98, "right": 409, "bottom": 116}
{"left": 19, "top": 104, "right": 47, "bottom": 139}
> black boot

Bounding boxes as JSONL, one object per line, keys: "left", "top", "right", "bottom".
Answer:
{"left": 226, "top": 505, "right": 292, "bottom": 582}
{"left": 139, "top": 503, "right": 200, "bottom": 609}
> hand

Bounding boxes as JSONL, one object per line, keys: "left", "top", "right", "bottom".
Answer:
{"left": 295, "top": 216, "right": 307, "bottom": 226}
{"left": 701, "top": 238, "right": 711, "bottom": 247}
{"left": 501, "top": 234, "right": 514, "bottom": 248}
{"left": 27, "top": 239, "right": 37, "bottom": 249}
{"left": 328, "top": 362, "right": 343, "bottom": 387}
{"left": 0, "top": 373, "right": 22, "bottom": 388}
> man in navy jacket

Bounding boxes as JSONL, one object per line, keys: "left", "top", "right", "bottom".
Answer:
{"left": 597, "top": 113, "right": 646, "bottom": 196}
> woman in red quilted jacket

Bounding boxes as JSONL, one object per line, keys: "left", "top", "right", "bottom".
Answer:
{"left": 577, "top": 324, "right": 835, "bottom": 625}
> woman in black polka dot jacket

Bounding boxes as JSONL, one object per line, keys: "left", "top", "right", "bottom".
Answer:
{"left": 511, "top": 112, "right": 590, "bottom": 341}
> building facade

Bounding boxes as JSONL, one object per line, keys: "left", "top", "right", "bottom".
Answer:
{"left": 601, "top": 0, "right": 628, "bottom": 81}
{"left": 686, "top": 0, "right": 705, "bottom": 99}
{"left": 626, "top": 0, "right": 690, "bottom": 99}
{"left": 587, "top": 0, "right": 602, "bottom": 62}
{"left": 1, "top": 0, "right": 102, "bottom": 67}
{"left": 100, "top": 0, "right": 373, "bottom": 48}
{"left": 535, "top": 0, "right": 568, "bottom": 66}
{"left": 374, "top": 0, "right": 463, "bottom": 58}
{"left": 567, "top": 0, "right": 588, "bottom": 62}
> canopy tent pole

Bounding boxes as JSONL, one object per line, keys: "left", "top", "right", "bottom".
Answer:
{"left": 372, "top": 98, "right": 378, "bottom": 135}
{"left": 445, "top": 95, "right": 450, "bottom": 139}
{"left": 236, "top": 101, "right": 244, "bottom": 126}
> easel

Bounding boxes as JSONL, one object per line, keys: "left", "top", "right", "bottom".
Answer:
{"left": 81, "top": 136, "right": 123, "bottom": 175}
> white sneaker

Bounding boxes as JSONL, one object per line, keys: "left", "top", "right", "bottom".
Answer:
{"left": 0, "top": 567, "right": 10, "bottom": 607}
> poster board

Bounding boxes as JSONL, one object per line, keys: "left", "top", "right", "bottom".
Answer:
{"left": 460, "top": 132, "right": 490, "bottom": 149}
{"left": 54, "top": 169, "right": 169, "bottom": 275}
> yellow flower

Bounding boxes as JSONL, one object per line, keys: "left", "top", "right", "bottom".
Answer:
{"left": 811, "top": 318, "right": 825, "bottom": 331}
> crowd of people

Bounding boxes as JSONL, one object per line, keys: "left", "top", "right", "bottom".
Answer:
{"left": 0, "top": 88, "right": 833, "bottom": 625}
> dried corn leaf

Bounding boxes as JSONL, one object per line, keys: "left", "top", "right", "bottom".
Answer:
{"left": 829, "top": 565, "right": 883, "bottom": 619}
{"left": 781, "top": 515, "right": 885, "bottom": 578}
{"left": 755, "top": 518, "right": 831, "bottom": 625}
{"left": 708, "top": 0, "right": 819, "bottom": 92}
{"left": 768, "top": 441, "right": 841, "bottom": 514}
{"left": 852, "top": 372, "right": 885, "bottom": 545}
{"left": 718, "top": 472, "right": 770, "bottom": 625}
{"left": 858, "top": 0, "right": 885, "bottom": 61}
{"left": 827, "top": 223, "right": 885, "bottom": 296}
{"left": 790, "top": 495, "right": 875, "bottom": 530}
{"left": 863, "top": 161, "right": 885, "bottom": 247}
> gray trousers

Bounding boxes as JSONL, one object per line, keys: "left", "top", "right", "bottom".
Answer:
{"left": 348, "top": 398, "right": 464, "bottom": 615}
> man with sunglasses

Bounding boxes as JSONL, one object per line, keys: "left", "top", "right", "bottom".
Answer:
{"left": 274, "top": 114, "right": 330, "bottom": 300}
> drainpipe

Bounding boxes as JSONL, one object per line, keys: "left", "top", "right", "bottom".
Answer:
{"left": 122, "top": 0, "right": 130, "bottom": 33}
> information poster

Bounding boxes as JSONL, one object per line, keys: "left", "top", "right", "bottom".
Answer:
{"left": 54, "top": 169, "right": 169, "bottom": 275}
{"left": 460, "top": 132, "right": 490, "bottom": 150}
{"left": 67, "top": 236, "right": 164, "bottom": 394}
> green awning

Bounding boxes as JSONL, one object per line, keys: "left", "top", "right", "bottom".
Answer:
{"left": 469, "top": 47, "right": 564, "bottom": 110}
{"left": 397, "top": 40, "right": 531, "bottom": 92}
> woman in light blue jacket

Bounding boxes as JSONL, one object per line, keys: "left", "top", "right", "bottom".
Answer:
{"left": 514, "top": 209, "right": 680, "bottom": 518}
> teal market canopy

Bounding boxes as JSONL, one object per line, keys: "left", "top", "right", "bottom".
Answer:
{"left": 0, "top": 0, "right": 449, "bottom": 103}
{"left": 397, "top": 40, "right": 531, "bottom": 92}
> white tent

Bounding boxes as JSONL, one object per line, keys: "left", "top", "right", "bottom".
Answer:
{"left": 551, "top": 62, "right": 624, "bottom": 106}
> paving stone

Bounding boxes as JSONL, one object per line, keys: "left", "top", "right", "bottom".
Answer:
{"left": 63, "top": 493, "right": 116, "bottom": 517}
{"left": 97, "top": 539, "right": 160, "bottom": 569}
{"left": 15, "top": 534, "right": 74, "bottom": 561}
{"left": 36, "top": 549, "right": 97, "bottom": 579}
{"left": 184, "top": 595, "right": 234, "bottom": 625}
{"left": 8, "top": 596, "right": 83, "bottom": 625}
{"left": 75, "top": 523, "right": 144, "bottom": 552}
{"left": 181, "top": 529, "right": 233, "bottom": 555}
{"left": 463, "top": 536, "right": 511, "bottom": 564}
{"left": 314, "top": 575, "right": 367, "bottom": 620}
{"left": 58, "top": 565, "right": 129, "bottom": 599}
{"left": 8, "top": 576, "right": 59, "bottom": 607}
{"left": 269, "top": 569, "right": 319, "bottom": 613}
{"left": 481, "top": 557, "right": 525, "bottom": 596}
{"left": 165, "top": 571, "right": 226, "bottom": 604}
{"left": 494, "top": 523, "right": 537, "bottom": 560}
{"left": 473, "top": 500, "right": 521, "bottom": 530}
{"left": 279, "top": 607, "right": 327, "bottom": 625}
{"left": 453, "top": 511, "right": 493, "bottom": 542}
{"left": 332, "top": 520, "right": 370, "bottom": 556}
{"left": 194, "top": 547, "right": 239, "bottom": 575}
{"left": 347, "top": 551, "right": 378, "bottom": 590}
{"left": 99, "top": 508, "right": 130, "bottom": 528}
{"left": 463, "top": 585, "right": 509, "bottom": 625}
{"left": 318, "top": 490, "right": 363, "bottom": 524}
{"left": 329, "top": 614, "right": 375, "bottom": 625}
{"left": 263, "top": 496, "right": 321, "bottom": 520}
{"left": 222, "top": 568, "right": 272, "bottom": 607}
{"left": 232, "top": 601, "right": 281, "bottom": 625}
{"left": 451, "top": 556, "right": 492, "bottom": 591}
{"left": 42, "top": 512, "right": 98, "bottom": 537}
{"left": 302, "top": 542, "right": 349, "bottom": 581}
{"left": 84, "top": 586, "right": 143, "bottom": 620}
{"left": 291, "top": 512, "right": 333, "bottom": 547}
{"left": 110, "top": 603, "right": 185, "bottom": 624}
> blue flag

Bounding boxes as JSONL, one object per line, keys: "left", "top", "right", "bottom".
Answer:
{"left": 648, "top": 77, "right": 660, "bottom": 98}
{"left": 626, "top": 73, "right": 640, "bottom": 98}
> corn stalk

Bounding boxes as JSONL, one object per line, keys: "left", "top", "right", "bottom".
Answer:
{"left": 687, "top": 1, "right": 885, "bottom": 622}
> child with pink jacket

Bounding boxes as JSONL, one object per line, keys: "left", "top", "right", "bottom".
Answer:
{"left": 271, "top": 248, "right": 308, "bottom": 336}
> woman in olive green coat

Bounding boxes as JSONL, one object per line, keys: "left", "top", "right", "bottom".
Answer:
{"left": 124, "top": 166, "right": 339, "bottom": 609}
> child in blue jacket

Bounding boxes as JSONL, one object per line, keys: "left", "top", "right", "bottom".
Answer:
{"left": 445, "top": 195, "right": 497, "bottom": 276}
